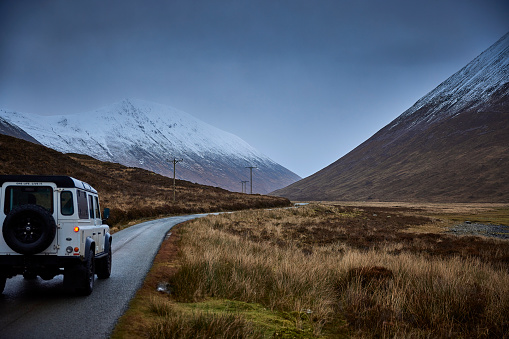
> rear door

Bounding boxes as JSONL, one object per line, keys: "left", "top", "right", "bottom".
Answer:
{"left": 1, "top": 182, "right": 58, "bottom": 254}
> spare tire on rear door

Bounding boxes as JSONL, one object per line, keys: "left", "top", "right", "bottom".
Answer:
{"left": 2, "top": 204, "right": 57, "bottom": 255}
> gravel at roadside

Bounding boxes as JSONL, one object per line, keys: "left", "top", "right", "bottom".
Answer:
{"left": 447, "top": 222, "right": 509, "bottom": 239}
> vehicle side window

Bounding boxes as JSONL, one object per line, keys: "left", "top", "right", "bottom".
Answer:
{"left": 77, "top": 190, "right": 89, "bottom": 219}
{"left": 88, "top": 195, "right": 94, "bottom": 219}
{"left": 4, "top": 186, "right": 53, "bottom": 214}
{"left": 94, "top": 196, "right": 101, "bottom": 219}
{"left": 61, "top": 191, "right": 74, "bottom": 216}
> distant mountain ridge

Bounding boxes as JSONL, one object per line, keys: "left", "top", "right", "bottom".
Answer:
{"left": 0, "top": 117, "right": 40, "bottom": 144}
{"left": 0, "top": 99, "right": 300, "bottom": 194}
{"left": 272, "top": 32, "right": 509, "bottom": 202}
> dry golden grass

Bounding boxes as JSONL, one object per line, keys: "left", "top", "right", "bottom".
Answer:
{"left": 111, "top": 223, "right": 266, "bottom": 339}
{"left": 158, "top": 204, "right": 509, "bottom": 338}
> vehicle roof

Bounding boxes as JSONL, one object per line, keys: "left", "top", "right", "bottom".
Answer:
{"left": 0, "top": 175, "right": 98, "bottom": 194}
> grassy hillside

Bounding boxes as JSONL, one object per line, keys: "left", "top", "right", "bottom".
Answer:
{"left": 0, "top": 134, "right": 291, "bottom": 228}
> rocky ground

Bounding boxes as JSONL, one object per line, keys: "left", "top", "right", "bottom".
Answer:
{"left": 448, "top": 222, "right": 509, "bottom": 239}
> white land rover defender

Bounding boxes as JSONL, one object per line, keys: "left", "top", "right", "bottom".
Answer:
{"left": 0, "top": 175, "right": 112, "bottom": 295}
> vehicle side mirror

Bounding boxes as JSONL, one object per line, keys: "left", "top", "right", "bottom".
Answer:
{"left": 103, "top": 208, "right": 110, "bottom": 220}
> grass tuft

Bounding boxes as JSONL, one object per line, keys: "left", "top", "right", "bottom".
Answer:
{"left": 147, "top": 300, "right": 262, "bottom": 339}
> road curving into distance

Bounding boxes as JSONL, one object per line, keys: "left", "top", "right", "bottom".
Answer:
{"left": 0, "top": 214, "right": 209, "bottom": 339}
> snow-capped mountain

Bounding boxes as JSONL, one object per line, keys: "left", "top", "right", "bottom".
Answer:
{"left": 273, "top": 32, "right": 509, "bottom": 202}
{"left": 0, "top": 99, "right": 300, "bottom": 193}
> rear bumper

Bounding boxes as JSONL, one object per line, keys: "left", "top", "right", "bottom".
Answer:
{"left": 0, "top": 254, "right": 82, "bottom": 278}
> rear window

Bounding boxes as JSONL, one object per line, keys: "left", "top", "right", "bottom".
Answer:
{"left": 61, "top": 191, "right": 74, "bottom": 216}
{"left": 4, "top": 186, "right": 54, "bottom": 214}
{"left": 88, "top": 195, "right": 94, "bottom": 219}
{"left": 77, "top": 190, "right": 89, "bottom": 219}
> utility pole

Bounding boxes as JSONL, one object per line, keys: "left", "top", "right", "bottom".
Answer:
{"left": 240, "top": 180, "right": 249, "bottom": 193}
{"left": 245, "top": 166, "right": 257, "bottom": 194}
{"left": 170, "top": 158, "right": 183, "bottom": 202}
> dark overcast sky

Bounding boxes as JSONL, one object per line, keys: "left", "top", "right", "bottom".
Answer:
{"left": 1, "top": 0, "right": 508, "bottom": 177}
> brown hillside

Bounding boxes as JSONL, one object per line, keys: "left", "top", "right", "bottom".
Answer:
{"left": 0, "top": 134, "right": 291, "bottom": 227}
{"left": 273, "top": 102, "right": 509, "bottom": 203}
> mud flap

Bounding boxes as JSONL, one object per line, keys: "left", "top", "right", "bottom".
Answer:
{"left": 63, "top": 264, "right": 82, "bottom": 289}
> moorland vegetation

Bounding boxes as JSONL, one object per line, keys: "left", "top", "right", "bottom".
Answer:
{"left": 113, "top": 203, "right": 509, "bottom": 338}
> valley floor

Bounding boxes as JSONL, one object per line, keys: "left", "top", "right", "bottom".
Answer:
{"left": 112, "top": 202, "right": 509, "bottom": 338}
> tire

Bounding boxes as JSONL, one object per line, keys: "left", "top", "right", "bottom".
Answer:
{"left": 96, "top": 246, "right": 112, "bottom": 279}
{"left": 76, "top": 249, "right": 95, "bottom": 296}
{"left": 0, "top": 275, "right": 6, "bottom": 294}
{"left": 2, "top": 204, "right": 57, "bottom": 255}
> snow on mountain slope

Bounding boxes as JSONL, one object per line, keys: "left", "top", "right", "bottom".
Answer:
{"left": 0, "top": 99, "right": 300, "bottom": 193}
{"left": 392, "top": 32, "right": 509, "bottom": 129}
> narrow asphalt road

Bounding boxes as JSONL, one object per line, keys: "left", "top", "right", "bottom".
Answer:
{"left": 0, "top": 214, "right": 209, "bottom": 339}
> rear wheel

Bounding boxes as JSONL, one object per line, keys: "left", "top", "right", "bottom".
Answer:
{"left": 0, "top": 275, "right": 6, "bottom": 294}
{"left": 96, "top": 246, "right": 112, "bottom": 279}
{"left": 76, "top": 249, "right": 95, "bottom": 296}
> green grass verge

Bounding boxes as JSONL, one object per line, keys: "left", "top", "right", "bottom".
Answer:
{"left": 440, "top": 206, "right": 509, "bottom": 225}
{"left": 148, "top": 298, "right": 349, "bottom": 339}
